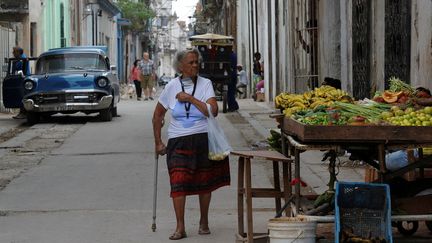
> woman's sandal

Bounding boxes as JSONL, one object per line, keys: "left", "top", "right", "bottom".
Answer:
{"left": 169, "top": 231, "right": 187, "bottom": 240}
{"left": 198, "top": 225, "right": 211, "bottom": 235}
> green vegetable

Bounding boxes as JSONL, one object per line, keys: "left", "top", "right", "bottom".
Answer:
{"left": 388, "top": 76, "right": 414, "bottom": 94}
{"left": 334, "top": 102, "right": 390, "bottom": 123}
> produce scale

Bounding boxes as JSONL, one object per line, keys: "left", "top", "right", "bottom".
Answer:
{"left": 269, "top": 78, "right": 432, "bottom": 239}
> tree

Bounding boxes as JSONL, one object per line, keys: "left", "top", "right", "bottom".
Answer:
{"left": 116, "top": 0, "right": 155, "bottom": 33}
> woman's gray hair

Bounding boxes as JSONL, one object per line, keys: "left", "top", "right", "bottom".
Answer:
{"left": 173, "top": 48, "right": 202, "bottom": 73}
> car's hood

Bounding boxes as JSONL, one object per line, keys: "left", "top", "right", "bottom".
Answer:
{"left": 31, "top": 72, "right": 104, "bottom": 92}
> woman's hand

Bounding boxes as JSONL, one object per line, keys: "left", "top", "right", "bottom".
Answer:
{"left": 176, "top": 92, "right": 193, "bottom": 103}
{"left": 155, "top": 142, "right": 167, "bottom": 155}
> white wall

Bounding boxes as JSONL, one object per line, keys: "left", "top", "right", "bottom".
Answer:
{"left": 410, "top": 0, "right": 432, "bottom": 89}
{"left": 236, "top": 0, "right": 253, "bottom": 96}
{"left": 29, "top": 0, "right": 43, "bottom": 56}
{"left": 319, "top": 0, "right": 341, "bottom": 82}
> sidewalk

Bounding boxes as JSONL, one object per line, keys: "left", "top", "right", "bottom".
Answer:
{"left": 234, "top": 98, "right": 365, "bottom": 195}
{"left": 0, "top": 112, "right": 23, "bottom": 136}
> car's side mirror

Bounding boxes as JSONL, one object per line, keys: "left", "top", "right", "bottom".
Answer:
{"left": 110, "top": 65, "right": 116, "bottom": 71}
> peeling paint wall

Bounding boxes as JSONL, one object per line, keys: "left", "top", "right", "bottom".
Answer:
{"left": 410, "top": 0, "right": 432, "bottom": 89}
{"left": 319, "top": 0, "right": 341, "bottom": 83}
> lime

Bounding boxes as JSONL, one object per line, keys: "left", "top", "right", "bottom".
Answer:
{"left": 419, "top": 116, "right": 428, "bottom": 121}
{"left": 424, "top": 106, "right": 432, "bottom": 114}
{"left": 395, "top": 110, "right": 405, "bottom": 116}
{"left": 422, "top": 121, "right": 431, "bottom": 126}
{"left": 390, "top": 106, "right": 400, "bottom": 111}
{"left": 405, "top": 107, "right": 415, "bottom": 114}
{"left": 381, "top": 111, "right": 393, "bottom": 119}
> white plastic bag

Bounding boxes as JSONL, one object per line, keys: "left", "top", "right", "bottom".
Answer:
{"left": 207, "top": 104, "right": 232, "bottom": 161}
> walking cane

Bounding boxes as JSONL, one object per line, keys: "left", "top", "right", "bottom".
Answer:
{"left": 152, "top": 153, "right": 159, "bottom": 232}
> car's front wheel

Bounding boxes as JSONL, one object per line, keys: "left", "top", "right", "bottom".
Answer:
{"left": 27, "top": 112, "right": 40, "bottom": 125}
{"left": 99, "top": 107, "right": 112, "bottom": 122}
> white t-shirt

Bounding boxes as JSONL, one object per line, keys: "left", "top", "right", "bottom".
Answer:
{"left": 158, "top": 76, "right": 215, "bottom": 139}
{"left": 238, "top": 70, "right": 249, "bottom": 85}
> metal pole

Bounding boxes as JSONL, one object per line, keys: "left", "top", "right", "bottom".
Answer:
{"left": 151, "top": 153, "right": 159, "bottom": 232}
{"left": 95, "top": 10, "right": 98, "bottom": 45}
{"left": 91, "top": 9, "right": 95, "bottom": 45}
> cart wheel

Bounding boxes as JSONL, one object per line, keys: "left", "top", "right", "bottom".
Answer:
{"left": 396, "top": 221, "right": 419, "bottom": 236}
{"left": 426, "top": 221, "right": 432, "bottom": 232}
{"left": 222, "top": 90, "right": 228, "bottom": 113}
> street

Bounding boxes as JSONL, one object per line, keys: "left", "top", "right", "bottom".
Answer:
{"left": 0, "top": 99, "right": 276, "bottom": 243}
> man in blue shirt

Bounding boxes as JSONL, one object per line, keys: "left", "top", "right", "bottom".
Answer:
{"left": 11, "top": 46, "right": 30, "bottom": 119}
{"left": 12, "top": 46, "right": 30, "bottom": 76}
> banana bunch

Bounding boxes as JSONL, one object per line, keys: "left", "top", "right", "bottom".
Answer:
{"left": 275, "top": 93, "right": 308, "bottom": 110}
{"left": 313, "top": 85, "right": 349, "bottom": 100}
{"left": 275, "top": 85, "right": 353, "bottom": 117}
{"left": 309, "top": 98, "right": 334, "bottom": 109}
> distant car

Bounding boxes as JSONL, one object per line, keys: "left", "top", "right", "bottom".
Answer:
{"left": 2, "top": 46, "right": 120, "bottom": 124}
{"left": 158, "top": 76, "right": 173, "bottom": 86}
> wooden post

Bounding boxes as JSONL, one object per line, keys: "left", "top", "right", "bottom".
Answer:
{"left": 245, "top": 158, "right": 254, "bottom": 242}
{"left": 237, "top": 157, "right": 245, "bottom": 237}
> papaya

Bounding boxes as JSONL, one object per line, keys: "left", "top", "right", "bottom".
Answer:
{"left": 382, "top": 91, "right": 402, "bottom": 103}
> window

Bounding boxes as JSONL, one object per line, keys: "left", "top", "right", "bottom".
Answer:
{"left": 36, "top": 53, "right": 108, "bottom": 74}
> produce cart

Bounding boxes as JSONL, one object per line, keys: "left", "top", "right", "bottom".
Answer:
{"left": 189, "top": 33, "right": 234, "bottom": 113}
{"left": 272, "top": 113, "right": 432, "bottom": 236}
{"left": 270, "top": 79, "right": 432, "bottom": 237}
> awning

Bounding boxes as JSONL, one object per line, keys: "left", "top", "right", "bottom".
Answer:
{"left": 189, "top": 33, "right": 234, "bottom": 41}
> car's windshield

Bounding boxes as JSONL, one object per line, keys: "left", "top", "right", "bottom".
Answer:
{"left": 35, "top": 53, "right": 107, "bottom": 74}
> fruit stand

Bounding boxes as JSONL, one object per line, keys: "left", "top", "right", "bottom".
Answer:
{"left": 270, "top": 78, "right": 432, "bottom": 238}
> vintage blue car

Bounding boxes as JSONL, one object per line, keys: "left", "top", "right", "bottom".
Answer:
{"left": 2, "top": 46, "right": 120, "bottom": 124}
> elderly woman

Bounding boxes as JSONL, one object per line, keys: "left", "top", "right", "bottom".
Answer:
{"left": 152, "top": 48, "right": 230, "bottom": 240}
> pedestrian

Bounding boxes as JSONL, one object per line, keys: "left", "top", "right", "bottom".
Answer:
{"left": 11, "top": 46, "right": 30, "bottom": 119}
{"left": 227, "top": 51, "right": 239, "bottom": 112}
{"left": 252, "top": 52, "right": 263, "bottom": 87}
{"left": 236, "top": 64, "right": 248, "bottom": 98}
{"left": 129, "top": 59, "right": 142, "bottom": 100}
{"left": 139, "top": 52, "right": 156, "bottom": 100}
{"left": 152, "top": 48, "right": 230, "bottom": 240}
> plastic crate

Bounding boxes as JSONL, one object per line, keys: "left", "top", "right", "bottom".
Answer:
{"left": 335, "top": 181, "right": 393, "bottom": 243}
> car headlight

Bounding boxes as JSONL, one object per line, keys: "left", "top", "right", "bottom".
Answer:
{"left": 96, "top": 77, "right": 109, "bottom": 88}
{"left": 24, "top": 80, "right": 34, "bottom": 90}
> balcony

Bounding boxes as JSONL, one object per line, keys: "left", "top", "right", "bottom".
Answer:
{"left": 0, "top": 0, "right": 29, "bottom": 14}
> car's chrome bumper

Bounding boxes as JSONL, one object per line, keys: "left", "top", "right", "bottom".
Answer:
{"left": 23, "top": 95, "right": 113, "bottom": 112}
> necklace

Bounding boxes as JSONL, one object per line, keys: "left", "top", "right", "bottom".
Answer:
{"left": 179, "top": 76, "right": 197, "bottom": 119}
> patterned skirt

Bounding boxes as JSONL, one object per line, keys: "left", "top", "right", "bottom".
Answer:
{"left": 166, "top": 133, "right": 230, "bottom": 198}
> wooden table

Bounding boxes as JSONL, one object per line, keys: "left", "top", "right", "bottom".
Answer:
{"left": 231, "top": 150, "right": 293, "bottom": 243}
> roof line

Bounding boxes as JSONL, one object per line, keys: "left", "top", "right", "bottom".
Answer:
{"left": 98, "top": 0, "right": 121, "bottom": 16}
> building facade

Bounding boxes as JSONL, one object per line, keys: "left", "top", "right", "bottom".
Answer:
{"left": 237, "top": 0, "right": 432, "bottom": 102}
{"left": 147, "top": 0, "right": 190, "bottom": 78}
